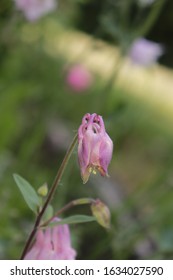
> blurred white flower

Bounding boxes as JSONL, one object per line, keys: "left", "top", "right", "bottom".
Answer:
{"left": 129, "top": 38, "right": 164, "bottom": 66}
{"left": 138, "top": 0, "right": 156, "bottom": 5}
{"left": 14, "top": 0, "right": 57, "bottom": 21}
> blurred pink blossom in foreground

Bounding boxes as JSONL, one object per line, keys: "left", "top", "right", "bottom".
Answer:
{"left": 129, "top": 38, "right": 164, "bottom": 66}
{"left": 66, "top": 64, "right": 92, "bottom": 93}
{"left": 78, "top": 113, "right": 113, "bottom": 184}
{"left": 14, "top": 0, "right": 57, "bottom": 21}
{"left": 24, "top": 218, "right": 76, "bottom": 260}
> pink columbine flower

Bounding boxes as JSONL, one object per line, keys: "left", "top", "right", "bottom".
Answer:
{"left": 129, "top": 38, "right": 163, "bottom": 66}
{"left": 14, "top": 0, "right": 57, "bottom": 22}
{"left": 78, "top": 113, "right": 113, "bottom": 184}
{"left": 24, "top": 218, "right": 76, "bottom": 260}
{"left": 66, "top": 64, "right": 92, "bottom": 93}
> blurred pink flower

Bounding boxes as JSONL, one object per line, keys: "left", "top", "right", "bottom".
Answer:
{"left": 129, "top": 38, "right": 163, "bottom": 66}
{"left": 24, "top": 218, "right": 76, "bottom": 260}
{"left": 78, "top": 113, "right": 113, "bottom": 184}
{"left": 66, "top": 64, "right": 92, "bottom": 93}
{"left": 14, "top": 0, "right": 57, "bottom": 21}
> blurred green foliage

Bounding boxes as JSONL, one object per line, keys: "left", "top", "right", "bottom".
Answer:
{"left": 76, "top": 0, "right": 173, "bottom": 66}
{"left": 0, "top": 0, "right": 173, "bottom": 260}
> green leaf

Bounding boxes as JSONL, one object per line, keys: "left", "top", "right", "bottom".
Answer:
{"left": 44, "top": 215, "right": 96, "bottom": 228}
{"left": 42, "top": 205, "right": 54, "bottom": 222}
{"left": 13, "top": 173, "right": 40, "bottom": 213}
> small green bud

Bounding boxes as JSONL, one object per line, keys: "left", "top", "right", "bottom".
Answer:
{"left": 91, "top": 199, "right": 111, "bottom": 229}
{"left": 37, "top": 183, "right": 48, "bottom": 197}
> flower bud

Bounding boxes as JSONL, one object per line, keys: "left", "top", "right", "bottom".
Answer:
{"left": 91, "top": 199, "right": 111, "bottom": 229}
{"left": 37, "top": 183, "right": 48, "bottom": 197}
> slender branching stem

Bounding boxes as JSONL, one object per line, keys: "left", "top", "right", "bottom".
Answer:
{"left": 40, "top": 198, "right": 95, "bottom": 228}
{"left": 20, "top": 133, "right": 78, "bottom": 259}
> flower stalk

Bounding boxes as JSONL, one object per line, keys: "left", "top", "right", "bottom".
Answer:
{"left": 20, "top": 133, "right": 78, "bottom": 259}
{"left": 40, "top": 197, "right": 95, "bottom": 228}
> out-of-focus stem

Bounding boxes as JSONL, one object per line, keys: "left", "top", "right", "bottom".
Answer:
{"left": 136, "top": 0, "right": 165, "bottom": 37}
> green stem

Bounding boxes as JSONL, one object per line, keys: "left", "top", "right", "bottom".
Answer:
{"left": 99, "top": 52, "right": 123, "bottom": 114}
{"left": 40, "top": 198, "right": 95, "bottom": 228}
{"left": 135, "top": 0, "right": 165, "bottom": 37}
{"left": 20, "top": 133, "right": 78, "bottom": 259}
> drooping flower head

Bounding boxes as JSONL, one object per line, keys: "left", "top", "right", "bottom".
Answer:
{"left": 24, "top": 218, "right": 76, "bottom": 260}
{"left": 129, "top": 38, "right": 163, "bottom": 66}
{"left": 78, "top": 113, "right": 113, "bottom": 184}
{"left": 14, "top": 0, "right": 57, "bottom": 22}
{"left": 66, "top": 64, "right": 92, "bottom": 93}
